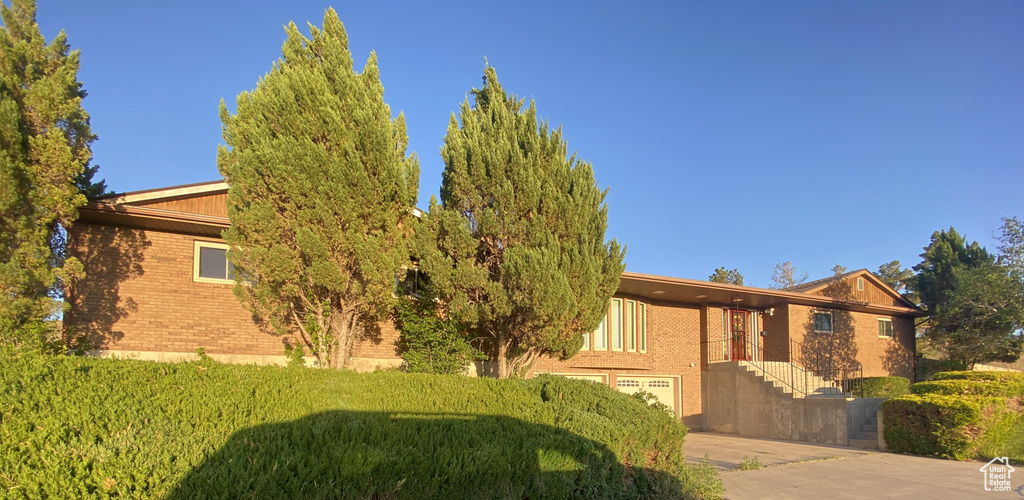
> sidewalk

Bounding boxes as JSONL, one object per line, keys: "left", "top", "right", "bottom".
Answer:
{"left": 684, "top": 432, "right": 1023, "bottom": 499}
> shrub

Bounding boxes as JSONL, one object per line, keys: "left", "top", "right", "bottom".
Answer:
{"left": 882, "top": 394, "right": 983, "bottom": 460}
{"left": 917, "top": 358, "right": 967, "bottom": 380}
{"left": 0, "top": 354, "right": 721, "bottom": 499}
{"left": 912, "top": 379, "right": 1024, "bottom": 398}
{"left": 932, "top": 370, "right": 1024, "bottom": 383}
{"left": 737, "top": 456, "right": 762, "bottom": 471}
{"left": 395, "top": 292, "right": 486, "bottom": 375}
{"left": 853, "top": 376, "right": 910, "bottom": 398}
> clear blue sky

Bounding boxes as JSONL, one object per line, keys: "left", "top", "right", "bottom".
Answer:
{"left": 35, "top": 1, "right": 1024, "bottom": 287}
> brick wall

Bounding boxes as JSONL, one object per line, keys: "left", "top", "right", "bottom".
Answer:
{"left": 532, "top": 296, "right": 704, "bottom": 428}
{"left": 67, "top": 223, "right": 401, "bottom": 364}
{"left": 787, "top": 304, "right": 914, "bottom": 380}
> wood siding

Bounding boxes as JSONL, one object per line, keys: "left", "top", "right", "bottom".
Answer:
{"left": 134, "top": 193, "right": 228, "bottom": 217}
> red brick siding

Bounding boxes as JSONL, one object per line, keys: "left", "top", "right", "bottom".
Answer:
{"left": 787, "top": 304, "right": 914, "bottom": 379}
{"left": 67, "top": 223, "right": 401, "bottom": 362}
{"left": 532, "top": 297, "right": 704, "bottom": 428}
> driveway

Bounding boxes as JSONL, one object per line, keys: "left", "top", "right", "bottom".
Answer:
{"left": 684, "top": 432, "right": 1023, "bottom": 499}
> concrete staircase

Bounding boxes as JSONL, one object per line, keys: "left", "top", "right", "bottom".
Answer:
{"left": 849, "top": 413, "right": 880, "bottom": 450}
{"left": 738, "top": 361, "right": 846, "bottom": 397}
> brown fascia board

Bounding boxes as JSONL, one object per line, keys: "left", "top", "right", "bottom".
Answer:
{"left": 99, "top": 180, "right": 228, "bottom": 205}
{"left": 620, "top": 271, "right": 925, "bottom": 317}
{"left": 78, "top": 202, "right": 229, "bottom": 236}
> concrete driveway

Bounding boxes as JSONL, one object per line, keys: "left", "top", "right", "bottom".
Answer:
{"left": 685, "top": 432, "right": 1023, "bottom": 499}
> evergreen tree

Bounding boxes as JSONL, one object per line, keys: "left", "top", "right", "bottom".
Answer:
{"left": 418, "top": 66, "right": 625, "bottom": 378}
{"left": 0, "top": 0, "right": 100, "bottom": 343}
{"left": 708, "top": 267, "right": 743, "bottom": 285}
{"left": 997, "top": 216, "right": 1023, "bottom": 275}
{"left": 831, "top": 264, "right": 847, "bottom": 276}
{"left": 911, "top": 227, "right": 992, "bottom": 316}
{"left": 218, "top": 9, "right": 419, "bottom": 368}
{"left": 874, "top": 260, "right": 914, "bottom": 295}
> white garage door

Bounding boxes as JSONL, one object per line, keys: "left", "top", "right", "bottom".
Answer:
{"left": 615, "top": 376, "right": 678, "bottom": 416}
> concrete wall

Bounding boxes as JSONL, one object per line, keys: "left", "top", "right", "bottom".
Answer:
{"left": 704, "top": 362, "right": 851, "bottom": 445}
{"left": 847, "top": 397, "right": 886, "bottom": 440}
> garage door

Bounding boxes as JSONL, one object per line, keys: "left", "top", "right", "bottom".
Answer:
{"left": 615, "top": 376, "right": 678, "bottom": 416}
{"left": 543, "top": 373, "right": 608, "bottom": 384}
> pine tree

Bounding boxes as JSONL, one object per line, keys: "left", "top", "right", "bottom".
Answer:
{"left": 418, "top": 66, "right": 625, "bottom": 378}
{"left": 217, "top": 9, "right": 419, "bottom": 368}
{"left": 0, "top": 0, "right": 99, "bottom": 343}
{"left": 874, "top": 260, "right": 915, "bottom": 297}
{"left": 911, "top": 227, "right": 992, "bottom": 316}
{"left": 708, "top": 267, "right": 743, "bottom": 285}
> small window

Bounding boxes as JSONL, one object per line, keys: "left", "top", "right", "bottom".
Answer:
{"left": 626, "top": 300, "right": 637, "bottom": 352}
{"left": 593, "top": 315, "right": 607, "bottom": 351}
{"left": 581, "top": 330, "right": 590, "bottom": 351}
{"left": 814, "top": 311, "right": 833, "bottom": 333}
{"left": 611, "top": 298, "right": 623, "bottom": 351}
{"left": 857, "top": 277, "right": 864, "bottom": 291}
{"left": 648, "top": 380, "right": 670, "bottom": 388}
{"left": 395, "top": 267, "right": 423, "bottom": 296}
{"left": 617, "top": 379, "right": 640, "bottom": 388}
{"left": 194, "top": 241, "right": 234, "bottom": 284}
{"left": 878, "top": 318, "right": 893, "bottom": 338}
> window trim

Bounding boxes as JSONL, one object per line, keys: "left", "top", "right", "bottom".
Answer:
{"left": 193, "top": 241, "right": 234, "bottom": 284}
{"left": 857, "top": 277, "right": 865, "bottom": 291}
{"left": 813, "top": 311, "right": 833, "bottom": 333}
{"left": 581, "top": 329, "right": 590, "bottom": 351}
{"left": 878, "top": 318, "right": 894, "bottom": 339}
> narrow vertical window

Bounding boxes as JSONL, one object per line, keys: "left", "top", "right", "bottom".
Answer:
{"left": 581, "top": 330, "right": 590, "bottom": 351}
{"left": 611, "top": 298, "right": 623, "bottom": 351}
{"left": 626, "top": 300, "right": 637, "bottom": 351}
{"left": 594, "top": 315, "right": 607, "bottom": 351}
{"left": 638, "top": 303, "right": 647, "bottom": 353}
{"left": 857, "top": 277, "right": 865, "bottom": 291}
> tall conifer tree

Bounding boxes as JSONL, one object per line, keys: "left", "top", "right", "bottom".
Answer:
{"left": 0, "top": 0, "right": 98, "bottom": 340}
{"left": 218, "top": 9, "right": 419, "bottom": 368}
{"left": 418, "top": 66, "right": 625, "bottom": 378}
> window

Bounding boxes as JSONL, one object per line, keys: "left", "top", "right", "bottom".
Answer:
{"left": 193, "top": 241, "right": 234, "bottom": 284}
{"left": 638, "top": 303, "right": 647, "bottom": 353}
{"left": 395, "top": 267, "right": 423, "bottom": 296}
{"left": 593, "top": 315, "right": 607, "bottom": 351}
{"left": 617, "top": 379, "right": 640, "bottom": 388}
{"left": 647, "top": 380, "right": 670, "bottom": 388}
{"left": 857, "top": 277, "right": 865, "bottom": 291}
{"left": 581, "top": 330, "right": 590, "bottom": 351}
{"left": 611, "top": 298, "right": 623, "bottom": 351}
{"left": 813, "top": 311, "right": 833, "bottom": 333}
{"left": 626, "top": 300, "right": 637, "bottom": 352}
{"left": 878, "top": 318, "right": 893, "bottom": 338}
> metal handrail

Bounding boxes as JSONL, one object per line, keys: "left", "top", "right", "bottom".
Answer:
{"left": 701, "top": 337, "right": 863, "bottom": 397}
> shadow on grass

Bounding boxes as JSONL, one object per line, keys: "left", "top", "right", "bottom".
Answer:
{"left": 168, "top": 410, "right": 684, "bottom": 499}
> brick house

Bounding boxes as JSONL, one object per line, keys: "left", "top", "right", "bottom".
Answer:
{"left": 67, "top": 180, "right": 922, "bottom": 431}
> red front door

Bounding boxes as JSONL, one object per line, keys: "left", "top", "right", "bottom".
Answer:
{"left": 730, "top": 310, "right": 750, "bottom": 361}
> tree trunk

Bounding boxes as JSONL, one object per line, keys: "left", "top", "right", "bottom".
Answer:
{"left": 496, "top": 330, "right": 509, "bottom": 379}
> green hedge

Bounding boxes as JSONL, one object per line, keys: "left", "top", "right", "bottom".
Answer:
{"left": 0, "top": 353, "right": 723, "bottom": 499}
{"left": 932, "top": 371, "right": 1024, "bottom": 383}
{"left": 884, "top": 374, "right": 1024, "bottom": 462}
{"left": 853, "top": 376, "right": 909, "bottom": 398}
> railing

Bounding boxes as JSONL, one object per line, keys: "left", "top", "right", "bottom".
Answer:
{"left": 702, "top": 338, "right": 864, "bottom": 397}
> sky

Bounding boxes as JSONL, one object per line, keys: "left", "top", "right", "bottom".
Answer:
{"left": 31, "top": 1, "right": 1024, "bottom": 288}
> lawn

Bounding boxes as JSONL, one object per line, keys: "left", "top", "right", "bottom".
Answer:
{"left": 0, "top": 353, "right": 722, "bottom": 499}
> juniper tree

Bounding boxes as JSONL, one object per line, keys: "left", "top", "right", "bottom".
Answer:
{"left": 418, "top": 66, "right": 625, "bottom": 378}
{"left": 0, "top": 0, "right": 101, "bottom": 343}
{"left": 708, "top": 267, "right": 743, "bottom": 285}
{"left": 218, "top": 9, "right": 419, "bottom": 368}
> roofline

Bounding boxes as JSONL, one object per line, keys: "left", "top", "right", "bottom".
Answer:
{"left": 620, "top": 271, "right": 925, "bottom": 316}
{"left": 792, "top": 268, "right": 919, "bottom": 309}
{"left": 100, "top": 180, "right": 228, "bottom": 205}
{"left": 80, "top": 202, "right": 231, "bottom": 228}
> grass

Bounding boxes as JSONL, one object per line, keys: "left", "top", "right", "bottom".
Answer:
{"left": 0, "top": 352, "right": 723, "bottom": 499}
